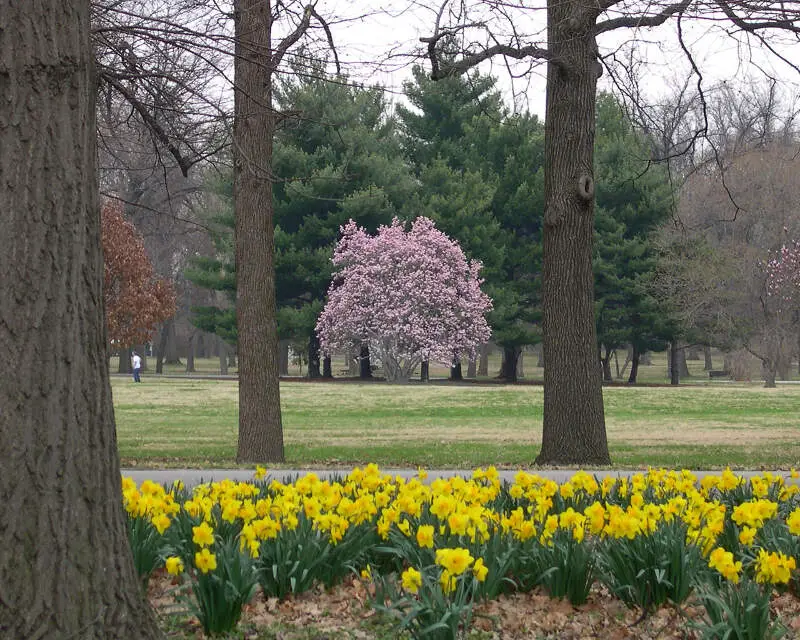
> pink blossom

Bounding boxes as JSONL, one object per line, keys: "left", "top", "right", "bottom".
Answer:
{"left": 316, "top": 217, "right": 492, "bottom": 382}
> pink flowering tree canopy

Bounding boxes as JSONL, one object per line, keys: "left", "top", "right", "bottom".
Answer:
{"left": 316, "top": 217, "right": 492, "bottom": 382}
{"left": 766, "top": 241, "right": 800, "bottom": 310}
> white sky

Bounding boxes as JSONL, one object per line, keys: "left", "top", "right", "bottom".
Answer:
{"left": 309, "top": 1, "right": 800, "bottom": 119}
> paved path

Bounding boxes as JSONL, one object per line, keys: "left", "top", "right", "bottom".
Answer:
{"left": 121, "top": 467, "right": 795, "bottom": 487}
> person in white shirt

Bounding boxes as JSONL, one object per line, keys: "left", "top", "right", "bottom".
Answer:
{"left": 131, "top": 351, "right": 142, "bottom": 383}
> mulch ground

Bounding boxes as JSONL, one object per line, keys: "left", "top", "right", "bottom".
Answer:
{"left": 149, "top": 572, "right": 800, "bottom": 639}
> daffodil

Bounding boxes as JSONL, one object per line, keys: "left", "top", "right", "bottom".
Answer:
{"left": 192, "top": 521, "right": 215, "bottom": 547}
{"left": 401, "top": 566, "right": 422, "bottom": 593}
{"left": 194, "top": 548, "right": 217, "bottom": 574}
{"left": 165, "top": 556, "right": 184, "bottom": 576}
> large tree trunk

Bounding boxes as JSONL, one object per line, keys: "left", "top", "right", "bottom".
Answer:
{"left": 233, "top": 0, "right": 284, "bottom": 462}
{"left": 185, "top": 331, "right": 196, "bottom": 373}
{"left": 219, "top": 337, "right": 229, "bottom": 375}
{"left": 420, "top": 360, "right": 430, "bottom": 382}
{"left": 0, "top": 3, "right": 163, "bottom": 636}
{"left": 155, "top": 318, "right": 171, "bottom": 374}
{"left": 478, "top": 343, "right": 490, "bottom": 376}
{"left": 536, "top": 3, "right": 610, "bottom": 465}
{"left": 118, "top": 346, "right": 133, "bottom": 374}
{"left": 467, "top": 354, "right": 477, "bottom": 378}
{"left": 703, "top": 344, "right": 713, "bottom": 371}
{"left": 669, "top": 341, "right": 680, "bottom": 385}
{"left": 500, "top": 346, "right": 520, "bottom": 382}
{"left": 627, "top": 345, "right": 640, "bottom": 384}
{"left": 322, "top": 355, "right": 332, "bottom": 378}
{"left": 164, "top": 318, "right": 180, "bottom": 364}
{"left": 307, "top": 333, "right": 322, "bottom": 378}
{"left": 279, "top": 339, "right": 290, "bottom": 376}
{"left": 359, "top": 343, "right": 373, "bottom": 379}
{"left": 450, "top": 357, "right": 463, "bottom": 381}
{"left": 601, "top": 346, "right": 613, "bottom": 383}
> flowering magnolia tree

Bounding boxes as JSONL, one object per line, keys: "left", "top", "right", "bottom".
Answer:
{"left": 767, "top": 241, "right": 800, "bottom": 305}
{"left": 316, "top": 217, "right": 492, "bottom": 382}
{"left": 101, "top": 200, "right": 176, "bottom": 348}
{"left": 749, "top": 240, "right": 800, "bottom": 387}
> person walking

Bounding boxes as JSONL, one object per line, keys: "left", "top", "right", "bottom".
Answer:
{"left": 132, "top": 351, "right": 142, "bottom": 383}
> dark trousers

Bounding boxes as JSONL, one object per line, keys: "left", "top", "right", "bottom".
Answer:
{"left": 133, "top": 367, "right": 141, "bottom": 382}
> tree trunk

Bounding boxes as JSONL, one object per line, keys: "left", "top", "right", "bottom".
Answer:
{"left": 763, "top": 359, "right": 777, "bottom": 388}
{"left": 677, "top": 344, "right": 690, "bottom": 378}
{"left": 516, "top": 351, "right": 525, "bottom": 378}
{"left": 279, "top": 339, "right": 290, "bottom": 376}
{"left": 467, "top": 354, "right": 477, "bottom": 378}
{"left": 500, "top": 346, "right": 520, "bottom": 382}
{"left": 0, "top": 3, "right": 163, "bottom": 636}
{"left": 703, "top": 345, "right": 713, "bottom": 371}
{"left": 601, "top": 346, "right": 613, "bottom": 383}
{"left": 359, "top": 343, "right": 373, "bottom": 379}
{"left": 307, "top": 333, "right": 322, "bottom": 378}
{"left": 322, "top": 355, "right": 332, "bottom": 378}
{"left": 535, "top": 342, "right": 545, "bottom": 368}
{"left": 219, "top": 337, "right": 229, "bottom": 375}
{"left": 233, "top": 0, "right": 284, "bottom": 462}
{"left": 185, "top": 331, "right": 196, "bottom": 373}
{"left": 420, "top": 360, "right": 429, "bottom": 382}
{"left": 155, "top": 319, "right": 170, "bottom": 374}
{"left": 536, "top": 5, "right": 610, "bottom": 465}
{"left": 627, "top": 345, "right": 640, "bottom": 384}
{"left": 478, "top": 343, "right": 490, "bottom": 376}
{"left": 669, "top": 341, "right": 680, "bottom": 385}
{"left": 164, "top": 318, "right": 180, "bottom": 364}
{"left": 118, "top": 346, "right": 133, "bottom": 374}
{"left": 136, "top": 345, "right": 147, "bottom": 371}
{"left": 450, "top": 357, "right": 463, "bottom": 381}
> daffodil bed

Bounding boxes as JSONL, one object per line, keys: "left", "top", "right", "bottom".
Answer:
{"left": 126, "top": 467, "right": 800, "bottom": 638}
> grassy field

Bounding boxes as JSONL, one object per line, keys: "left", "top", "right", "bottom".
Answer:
{"left": 112, "top": 347, "right": 800, "bottom": 384}
{"left": 114, "top": 377, "right": 800, "bottom": 470}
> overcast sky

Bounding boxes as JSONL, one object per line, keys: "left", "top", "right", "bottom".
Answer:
{"left": 307, "top": 1, "right": 800, "bottom": 118}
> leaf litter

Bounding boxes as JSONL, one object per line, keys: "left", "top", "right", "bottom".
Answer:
{"left": 149, "top": 571, "right": 800, "bottom": 639}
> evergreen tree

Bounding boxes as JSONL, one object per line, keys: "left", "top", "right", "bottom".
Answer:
{"left": 592, "top": 94, "right": 676, "bottom": 382}
{"left": 398, "top": 67, "right": 545, "bottom": 381}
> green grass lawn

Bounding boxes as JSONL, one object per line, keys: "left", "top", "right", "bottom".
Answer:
{"left": 114, "top": 377, "right": 800, "bottom": 470}
{"left": 112, "top": 346, "right": 799, "bottom": 383}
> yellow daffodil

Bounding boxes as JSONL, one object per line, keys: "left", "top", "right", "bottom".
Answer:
{"left": 194, "top": 548, "right": 217, "bottom": 574}
{"left": 165, "top": 556, "right": 184, "bottom": 575}
{"left": 401, "top": 566, "right": 422, "bottom": 593}
{"left": 192, "top": 521, "right": 215, "bottom": 547}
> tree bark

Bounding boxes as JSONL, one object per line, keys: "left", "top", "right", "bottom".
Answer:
{"left": 307, "top": 333, "right": 322, "bottom": 378}
{"left": 164, "top": 318, "right": 180, "bottom": 364}
{"left": 703, "top": 344, "right": 713, "bottom": 371}
{"left": 233, "top": 0, "right": 284, "bottom": 462}
{"left": 516, "top": 351, "right": 525, "bottom": 378}
{"left": 219, "top": 337, "right": 229, "bottom": 375}
{"left": 536, "top": 1, "right": 610, "bottom": 465}
{"left": 669, "top": 341, "right": 680, "bottom": 385}
{"left": 0, "top": 3, "right": 163, "bottom": 636}
{"left": 478, "top": 342, "right": 490, "bottom": 376}
{"left": 185, "top": 331, "right": 196, "bottom": 373}
{"left": 627, "top": 345, "right": 640, "bottom": 384}
{"left": 467, "top": 354, "right": 477, "bottom": 378}
{"left": 420, "top": 360, "right": 430, "bottom": 382}
{"left": 322, "top": 355, "right": 332, "bottom": 378}
{"left": 359, "top": 343, "right": 373, "bottom": 379}
{"left": 119, "top": 346, "right": 133, "bottom": 374}
{"left": 279, "top": 339, "right": 290, "bottom": 376}
{"left": 500, "top": 346, "right": 520, "bottom": 382}
{"left": 155, "top": 318, "right": 171, "bottom": 374}
{"left": 601, "top": 346, "right": 613, "bottom": 383}
{"left": 450, "top": 357, "right": 463, "bottom": 381}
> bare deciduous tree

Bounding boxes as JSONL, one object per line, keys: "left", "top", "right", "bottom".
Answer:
{"left": 1, "top": 1, "right": 163, "bottom": 636}
{"left": 419, "top": 0, "right": 800, "bottom": 464}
